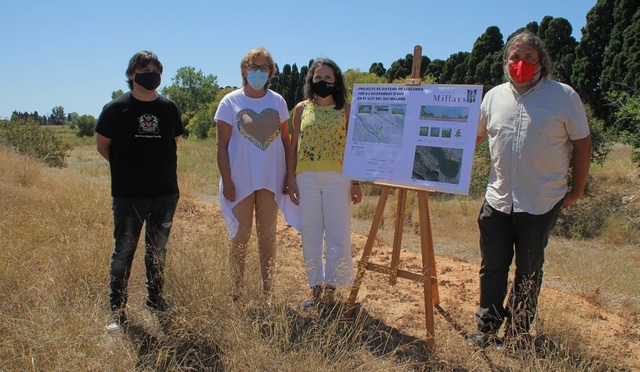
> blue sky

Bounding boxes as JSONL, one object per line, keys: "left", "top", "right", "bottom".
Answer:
{"left": 0, "top": 0, "right": 596, "bottom": 119}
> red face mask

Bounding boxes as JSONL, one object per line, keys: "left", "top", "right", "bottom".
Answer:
{"left": 508, "top": 59, "right": 538, "bottom": 83}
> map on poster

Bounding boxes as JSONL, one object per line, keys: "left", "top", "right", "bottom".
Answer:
{"left": 343, "top": 84, "right": 483, "bottom": 195}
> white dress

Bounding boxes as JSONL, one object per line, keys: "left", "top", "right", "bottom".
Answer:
{"left": 214, "top": 88, "right": 300, "bottom": 236}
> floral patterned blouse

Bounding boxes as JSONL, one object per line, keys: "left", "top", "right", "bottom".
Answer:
{"left": 296, "top": 100, "right": 347, "bottom": 174}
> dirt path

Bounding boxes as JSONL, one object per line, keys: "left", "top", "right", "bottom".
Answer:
{"left": 272, "top": 210, "right": 640, "bottom": 370}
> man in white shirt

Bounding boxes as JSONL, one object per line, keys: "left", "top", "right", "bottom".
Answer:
{"left": 467, "top": 31, "right": 592, "bottom": 349}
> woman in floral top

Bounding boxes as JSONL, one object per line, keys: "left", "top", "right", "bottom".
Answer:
{"left": 287, "top": 58, "right": 362, "bottom": 307}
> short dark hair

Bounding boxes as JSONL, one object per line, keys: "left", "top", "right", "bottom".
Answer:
{"left": 304, "top": 58, "right": 348, "bottom": 110}
{"left": 503, "top": 31, "right": 553, "bottom": 80}
{"left": 126, "top": 50, "right": 163, "bottom": 90}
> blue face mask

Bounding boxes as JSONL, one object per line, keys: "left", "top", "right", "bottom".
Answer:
{"left": 246, "top": 70, "right": 269, "bottom": 90}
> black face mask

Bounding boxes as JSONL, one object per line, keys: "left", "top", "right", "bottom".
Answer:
{"left": 134, "top": 71, "right": 161, "bottom": 91}
{"left": 311, "top": 80, "right": 336, "bottom": 98}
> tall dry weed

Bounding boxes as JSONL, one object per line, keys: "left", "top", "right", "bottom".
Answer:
{"left": 0, "top": 147, "right": 119, "bottom": 369}
{"left": 0, "top": 144, "right": 408, "bottom": 370}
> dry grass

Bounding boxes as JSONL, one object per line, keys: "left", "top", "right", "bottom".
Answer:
{"left": 0, "top": 145, "right": 419, "bottom": 370}
{"left": 1, "top": 140, "right": 639, "bottom": 371}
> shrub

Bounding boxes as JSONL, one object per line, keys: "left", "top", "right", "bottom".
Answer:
{"left": 186, "top": 108, "right": 214, "bottom": 139}
{"left": 0, "top": 118, "right": 70, "bottom": 168}
{"left": 555, "top": 198, "right": 610, "bottom": 239}
{"left": 553, "top": 186, "right": 637, "bottom": 241}
{"left": 75, "top": 115, "right": 96, "bottom": 138}
{"left": 586, "top": 108, "right": 613, "bottom": 167}
{"left": 470, "top": 140, "right": 490, "bottom": 197}
{"left": 608, "top": 91, "right": 640, "bottom": 165}
{"left": 207, "top": 125, "right": 217, "bottom": 140}
{"left": 359, "top": 183, "right": 383, "bottom": 197}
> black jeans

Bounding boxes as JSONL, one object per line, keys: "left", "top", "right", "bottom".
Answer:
{"left": 475, "top": 199, "right": 562, "bottom": 335}
{"left": 109, "top": 193, "right": 179, "bottom": 311}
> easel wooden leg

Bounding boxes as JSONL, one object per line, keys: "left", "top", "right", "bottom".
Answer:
{"left": 345, "top": 186, "right": 391, "bottom": 317}
{"left": 418, "top": 191, "right": 438, "bottom": 352}
{"left": 389, "top": 188, "right": 407, "bottom": 285}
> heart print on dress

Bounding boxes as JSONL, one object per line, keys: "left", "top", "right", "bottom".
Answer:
{"left": 236, "top": 108, "right": 281, "bottom": 150}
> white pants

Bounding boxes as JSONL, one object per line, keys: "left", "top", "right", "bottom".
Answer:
{"left": 296, "top": 171, "right": 354, "bottom": 287}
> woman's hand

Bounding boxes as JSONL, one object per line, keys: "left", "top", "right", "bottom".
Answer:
{"left": 287, "top": 181, "right": 300, "bottom": 206}
{"left": 351, "top": 183, "right": 362, "bottom": 204}
{"left": 222, "top": 180, "right": 236, "bottom": 202}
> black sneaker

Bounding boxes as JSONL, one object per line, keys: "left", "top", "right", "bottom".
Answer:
{"left": 465, "top": 331, "right": 501, "bottom": 348}
{"left": 145, "top": 297, "right": 172, "bottom": 314}
{"left": 106, "top": 309, "right": 127, "bottom": 331}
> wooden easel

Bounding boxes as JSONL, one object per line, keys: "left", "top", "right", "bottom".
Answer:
{"left": 345, "top": 46, "right": 439, "bottom": 353}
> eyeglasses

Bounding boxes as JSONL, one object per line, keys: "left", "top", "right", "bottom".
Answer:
{"left": 247, "top": 64, "right": 271, "bottom": 73}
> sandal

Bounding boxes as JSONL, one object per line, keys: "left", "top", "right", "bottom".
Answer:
{"left": 301, "top": 285, "right": 322, "bottom": 307}
{"left": 324, "top": 285, "right": 336, "bottom": 306}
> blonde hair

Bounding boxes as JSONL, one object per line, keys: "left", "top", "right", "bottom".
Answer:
{"left": 240, "top": 47, "right": 275, "bottom": 88}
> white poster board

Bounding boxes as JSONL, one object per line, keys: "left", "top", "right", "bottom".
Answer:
{"left": 343, "top": 84, "right": 483, "bottom": 195}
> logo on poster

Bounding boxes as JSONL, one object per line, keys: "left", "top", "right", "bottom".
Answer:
{"left": 432, "top": 89, "right": 478, "bottom": 104}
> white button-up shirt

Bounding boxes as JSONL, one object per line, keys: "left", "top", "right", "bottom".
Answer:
{"left": 477, "top": 78, "right": 590, "bottom": 215}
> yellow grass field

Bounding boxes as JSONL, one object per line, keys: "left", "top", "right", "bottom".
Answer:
{"left": 1, "top": 139, "right": 638, "bottom": 371}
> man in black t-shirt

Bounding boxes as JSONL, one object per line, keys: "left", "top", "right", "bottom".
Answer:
{"left": 96, "top": 51, "right": 184, "bottom": 331}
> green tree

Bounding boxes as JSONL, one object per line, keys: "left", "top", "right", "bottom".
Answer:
{"left": 509, "top": 21, "right": 540, "bottom": 38}
{"left": 76, "top": 115, "right": 96, "bottom": 137}
{"left": 571, "top": 0, "right": 616, "bottom": 120}
{"left": 599, "top": 0, "right": 640, "bottom": 124}
{"left": 67, "top": 112, "right": 79, "bottom": 129}
{"left": 424, "top": 59, "right": 445, "bottom": 83}
{"left": 11, "top": 111, "right": 47, "bottom": 125}
{"left": 342, "top": 69, "right": 386, "bottom": 95}
{"left": 275, "top": 64, "right": 291, "bottom": 107}
{"left": 369, "top": 62, "right": 386, "bottom": 77}
{"left": 285, "top": 63, "right": 300, "bottom": 110}
{"left": 189, "top": 87, "right": 235, "bottom": 140}
{"left": 161, "top": 66, "right": 220, "bottom": 122}
{"left": 385, "top": 55, "right": 430, "bottom": 83}
{"left": 186, "top": 107, "right": 214, "bottom": 140}
{"left": 539, "top": 16, "right": 578, "bottom": 85}
{"left": 268, "top": 62, "right": 307, "bottom": 110}
{"left": 111, "top": 89, "right": 124, "bottom": 99}
{"left": 441, "top": 52, "right": 469, "bottom": 84}
{"left": 296, "top": 65, "right": 308, "bottom": 104}
{"left": 385, "top": 55, "right": 412, "bottom": 82}
{"left": 50, "top": 106, "right": 65, "bottom": 126}
{"left": 464, "top": 26, "right": 503, "bottom": 85}
{"left": 619, "top": 9, "right": 640, "bottom": 92}
{"left": 476, "top": 51, "right": 504, "bottom": 92}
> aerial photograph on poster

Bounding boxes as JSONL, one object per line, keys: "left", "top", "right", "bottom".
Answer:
{"left": 353, "top": 103, "right": 406, "bottom": 145}
{"left": 412, "top": 145, "right": 463, "bottom": 184}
